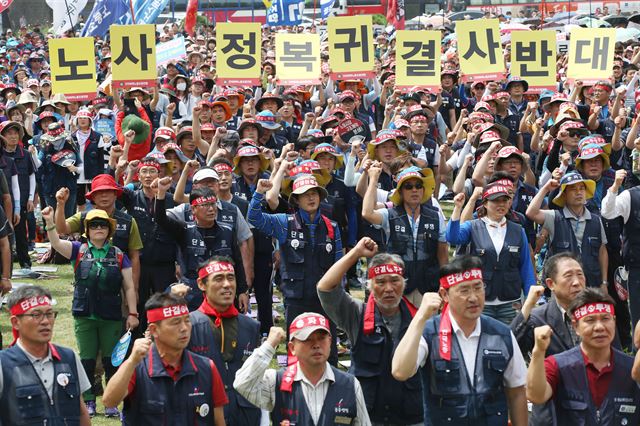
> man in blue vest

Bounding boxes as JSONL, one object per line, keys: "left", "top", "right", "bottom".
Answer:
{"left": 248, "top": 174, "right": 343, "bottom": 364}
{"left": 392, "top": 255, "right": 528, "bottom": 426}
{"left": 102, "top": 292, "right": 228, "bottom": 425}
{"left": 318, "top": 236, "right": 424, "bottom": 425}
{"left": 0, "top": 285, "right": 92, "bottom": 425}
{"left": 172, "top": 256, "right": 262, "bottom": 426}
{"left": 234, "top": 313, "right": 371, "bottom": 425}
{"left": 527, "top": 288, "right": 640, "bottom": 425}
{"left": 527, "top": 172, "right": 609, "bottom": 290}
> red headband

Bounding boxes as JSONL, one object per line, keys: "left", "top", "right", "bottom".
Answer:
{"left": 573, "top": 302, "right": 615, "bottom": 321}
{"left": 191, "top": 195, "right": 217, "bottom": 207}
{"left": 410, "top": 115, "right": 428, "bottom": 123}
{"left": 138, "top": 161, "right": 160, "bottom": 171}
{"left": 213, "top": 163, "right": 233, "bottom": 174}
{"left": 10, "top": 296, "right": 52, "bottom": 316}
{"left": 593, "top": 84, "right": 612, "bottom": 93}
{"left": 198, "top": 261, "right": 235, "bottom": 280}
{"left": 482, "top": 184, "right": 511, "bottom": 200}
{"left": 147, "top": 304, "right": 189, "bottom": 323}
{"left": 368, "top": 263, "right": 404, "bottom": 279}
{"left": 438, "top": 268, "right": 483, "bottom": 361}
{"left": 493, "top": 179, "right": 515, "bottom": 189}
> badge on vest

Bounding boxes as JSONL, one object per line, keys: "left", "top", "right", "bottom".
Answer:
{"left": 291, "top": 239, "right": 300, "bottom": 249}
{"left": 483, "top": 349, "right": 503, "bottom": 356}
{"left": 56, "top": 373, "right": 70, "bottom": 387}
{"left": 197, "top": 403, "right": 210, "bottom": 417}
{"left": 508, "top": 246, "right": 520, "bottom": 253}
{"left": 335, "top": 399, "right": 351, "bottom": 417}
{"left": 394, "top": 225, "right": 406, "bottom": 232}
{"left": 326, "top": 243, "right": 332, "bottom": 253}
{"left": 620, "top": 405, "right": 636, "bottom": 414}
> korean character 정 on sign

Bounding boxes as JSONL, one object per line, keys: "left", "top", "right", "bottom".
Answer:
{"left": 222, "top": 33, "right": 258, "bottom": 69}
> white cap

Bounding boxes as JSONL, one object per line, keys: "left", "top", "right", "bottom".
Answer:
{"left": 193, "top": 168, "right": 220, "bottom": 183}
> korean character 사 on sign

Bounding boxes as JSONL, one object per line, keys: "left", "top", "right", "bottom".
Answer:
{"left": 456, "top": 18, "right": 505, "bottom": 83}
{"left": 110, "top": 24, "right": 156, "bottom": 88}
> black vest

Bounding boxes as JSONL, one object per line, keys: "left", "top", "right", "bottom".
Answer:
{"left": 388, "top": 204, "right": 440, "bottom": 294}
{"left": 233, "top": 174, "right": 273, "bottom": 254}
{"left": 122, "top": 346, "right": 217, "bottom": 426}
{"left": 280, "top": 212, "right": 337, "bottom": 304}
{"left": 3, "top": 146, "right": 32, "bottom": 206}
{"left": 470, "top": 219, "right": 524, "bottom": 301}
{"left": 129, "top": 189, "right": 176, "bottom": 264}
{"left": 189, "top": 311, "right": 261, "bottom": 426}
{"left": 321, "top": 176, "right": 349, "bottom": 231}
{"left": 623, "top": 187, "right": 640, "bottom": 265}
{"left": 80, "top": 209, "right": 132, "bottom": 256}
{"left": 72, "top": 243, "right": 124, "bottom": 320}
{"left": 422, "top": 315, "right": 513, "bottom": 425}
{"left": 73, "top": 130, "right": 105, "bottom": 180}
{"left": 554, "top": 346, "right": 640, "bottom": 426}
{"left": 588, "top": 171, "right": 623, "bottom": 252}
{"left": 41, "top": 142, "right": 78, "bottom": 196}
{"left": 0, "top": 344, "right": 82, "bottom": 426}
{"left": 272, "top": 365, "right": 358, "bottom": 426}
{"left": 549, "top": 209, "right": 603, "bottom": 287}
{"left": 350, "top": 301, "right": 423, "bottom": 424}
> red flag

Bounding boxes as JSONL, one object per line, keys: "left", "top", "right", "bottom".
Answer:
{"left": 386, "top": 0, "right": 405, "bottom": 30}
{"left": 0, "top": 0, "right": 14, "bottom": 14}
{"left": 185, "top": 0, "right": 199, "bottom": 37}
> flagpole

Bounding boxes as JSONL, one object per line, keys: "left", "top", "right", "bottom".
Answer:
{"left": 63, "top": 0, "right": 75, "bottom": 36}
{"left": 129, "top": 0, "right": 137, "bottom": 24}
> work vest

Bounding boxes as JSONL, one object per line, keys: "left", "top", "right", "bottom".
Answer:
{"left": 321, "top": 176, "right": 349, "bottom": 232}
{"left": 388, "top": 204, "right": 440, "bottom": 294}
{"left": 350, "top": 300, "right": 423, "bottom": 424}
{"left": 73, "top": 130, "right": 104, "bottom": 180}
{"left": 549, "top": 209, "right": 603, "bottom": 287}
{"left": 72, "top": 243, "right": 124, "bottom": 320}
{"left": 422, "top": 315, "right": 513, "bottom": 425}
{"left": 129, "top": 189, "right": 176, "bottom": 264}
{"left": 0, "top": 154, "right": 16, "bottom": 205}
{"left": 469, "top": 219, "right": 524, "bottom": 301}
{"left": 553, "top": 346, "right": 640, "bottom": 426}
{"left": 586, "top": 170, "right": 623, "bottom": 252}
{"left": 280, "top": 212, "right": 337, "bottom": 304}
{"left": 623, "top": 187, "right": 640, "bottom": 265}
{"left": 79, "top": 209, "right": 132, "bottom": 256}
{"left": 272, "top": 365, "right": 358, "bottom": 426}
{"left": 233, "top": 174, "right": 273, "bottom": 254}
{"left": 41, "top": 142, "right": 78, "bottom": 197}
{"left": 189, "top": 311, "right": 261, "bottom": 426}
{"left": 122, "top": 346, "right": 217, "bottom": 426}
{"left": 0, "top": 344, "right": 82, "bottom": 426}
{"left": 3, "top": 146, "right": 32, "bottom": 206}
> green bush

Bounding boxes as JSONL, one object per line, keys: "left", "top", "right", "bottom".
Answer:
{"left": 372, "top": 14, "right": 387, "bottom": 25}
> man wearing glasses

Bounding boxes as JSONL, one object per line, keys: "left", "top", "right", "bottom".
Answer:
{"left": 0, "top": 285, "right": 92, "bottom": 425}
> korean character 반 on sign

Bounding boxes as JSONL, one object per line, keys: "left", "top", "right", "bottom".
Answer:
{"left": 514, "top": 40, "right": 553, "bottom": 77}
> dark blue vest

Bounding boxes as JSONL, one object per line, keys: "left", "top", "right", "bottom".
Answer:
{"left": 321, "top": 176, "right": 349, "bottom": 232}
{"left": 280, "top": 212, "right": 337, "bottom": 304}
{"left": 553, "top": 346, "right": 640, "bottom": 426}
{"left": 73, "top": 130, "right": 105, "bottom": 180}
{"left": 422, "top": 315, "right": 513, "bottom": 425}
{"left": 470, "top": 219, "right": 524, "bottom": 301}
{"left": 122, "top": 346, "right": 217, "bottom": 426}
{"left": 0, "top": 154, "right": 16, "bottom": 204}
{"left": 129, "top": 189, "right": 176, "bottom": 264}
{"left": 41, "top": 142, "right": 78, "bottom": 197}
{"left": 272, "top": 365, "right": 358, "bottom": 426}
{"left": 587, "top": 171, "right": 623, "bottom": 252}
{"left": 0, "top": 344, "right": 82, "bottom": 426}
{"left": 623, "top": 187, "right": 640, "bottom": 265}
{"left": 189, "top": 311, "right": 261, "bottom": 426}
{"left": 3, "top": 146, "right": 32, "bottom": 206}
{"left": 549, "top": 209, "right": 603, "bottom": 287}
{"left": 388, "top": 204, "right": 440, "bottom": 294}
{"left": 233, "top": 173, "right": 273, "bottom": 254}
{"left": 350, "top": 301, "right": 423, "bottom": 424}
{"left": 79, "top": 209, "right": 132, "bottom": 256}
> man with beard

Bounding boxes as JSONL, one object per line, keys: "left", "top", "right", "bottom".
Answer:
{"left": 392, "top": 255, "right": 528, "bottom": 425}
{"left": 317, "top": 237, "right": 424, "bottom": 425}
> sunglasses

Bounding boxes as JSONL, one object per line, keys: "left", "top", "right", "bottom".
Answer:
{"left": 88, "top": 221, "right": 110, "bottom": 230}
{"left": 568, "top": 131, "right": 582, "bottom": 137}
{"left": 402, "top": 182, "right": 424, "bottom": 191}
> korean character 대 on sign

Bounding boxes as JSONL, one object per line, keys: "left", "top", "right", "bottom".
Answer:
{"left": 575, "top": 36, "right": 611, "bottom": 72}
{"left": 222, "top": 32, "right": 258, "bottom": 70}
{"left": 281, "top": 41, "right": 315, "bottom": 72}
{"left": 514, "top": 40, "right": 552, "bottom": 77}
{"left": 402, "top": 39, "right": 436, "bottom": 77}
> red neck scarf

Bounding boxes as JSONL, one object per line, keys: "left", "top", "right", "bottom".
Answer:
{"left": 197, "top": 298, "right": 238, "bottom": 327}
{"left": 363, "top": 295, "right": 417, "bottom": 335}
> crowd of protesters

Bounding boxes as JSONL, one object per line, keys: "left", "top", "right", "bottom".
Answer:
{"left": 3, "top": 13, "right": 640, "bottom": 425}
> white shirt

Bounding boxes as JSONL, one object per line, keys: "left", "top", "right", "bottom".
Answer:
{"left": 234, "top": 342, "right": 371, "bottom": 425}
{"left": 480, "top": 216, "right": 508, "bottom": 256}
{"left": 415, "top": 311, "right": 527, "bottom": 388}
{"left": 601, "top": 188, "right": 631, "bottom": 223}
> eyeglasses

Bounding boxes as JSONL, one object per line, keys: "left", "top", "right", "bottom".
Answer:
{"left": 402, "top": 182, "right": 424, "bottom": 191}
{"left": 19, "top": 311, "right": 58, "bottom": 322}
{"left": 196, "top": 203, "right": 217, "bottom": 210}
{"left": 568, "top": 131, "right": 582, "bottom": 138}
{"left": 88, "top": 221, "right": 110, "bottom": 230}
{"left": 455, "top": 283, "right": 486, "bottom": 298}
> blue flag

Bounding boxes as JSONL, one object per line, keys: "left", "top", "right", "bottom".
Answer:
{"left": 132, "top": 0, "right": 171, "bottom": 24}
{"left": 320, "top": 0, "right": 334, "bottom": 19}
{"left": 80, "top": 0, "right": 130, "bottom": 37}
{"left": 267, "top": 0, "right": 304, "bottom": 26}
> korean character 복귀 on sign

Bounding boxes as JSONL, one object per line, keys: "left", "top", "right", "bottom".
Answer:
{"left": 49, "top": 37, "right": 97, "bottom": 102}
{"left": 328, "top": 15, "right": 375, "bottom": 80}
{"left": 276, "top": 33, "right": 321, "bottom": 86}
{"left": 216, "top": 23, "right": 262, "bottom": 86}
{"left": 457, "top": 19, "right": 505, "bottom": 83}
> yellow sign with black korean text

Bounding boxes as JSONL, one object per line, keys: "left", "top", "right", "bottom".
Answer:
{"left": 49, "top": 37, "right": 97, "bottom": 101}
{"left": 457, "top": 18, "right": 505, "bottom": 83}
{"left": 567, "top": 28, "right": 616, "bottom": 85}
{"left": 510, "top": 30, "right": 556, "bottom": 93}
{"left": 216, "top": 23, "right": 262, "bottom": 86}
{"left": 395, "top": 30, "right": 441, "bottom": 92}
{"left": 328, "top": 15, "right": 374, "bottom": 80}
{"left": 276, "top": 33, "right": 321, "bottom": 86}
{"left": 110, "top": 24, "right": 156, "bottom": 89}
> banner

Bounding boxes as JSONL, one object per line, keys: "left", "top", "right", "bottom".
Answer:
{"left": 81, "top": 0, "right": 130, "bottom": 38}
{"left": 328, "top": 15, "right": 374, "bottom": 80}
{"left": 46, "top": 0, "right": 88, "bottom": 36}
{"left": 276, "top": 34, "right": 321, "bottom": 86}
{"left": 131, "top": 0, "right": 171, "bottom": 24}
{"left": 457, "top": 18, "right": 505, "bottom": 83}
{"left": 567, "top": 28, "right": 616, "bottom": 85}
{"left": 48, "top": 37, "right": 97, "bottom": 101}
{"left": 386, "top": 0, "right": 405, "bottom": 30}
{"left": 511, "top": 31, "right": 556, "bottom": 93}
{"left": 216, "top": 23, "right": 262, "bottom": 86}
{"left": 0, "top": 0, "right": 14, "bottom": 14}
{"left": 184, "top": 0, "right": 198, "bottom": 36}
{"left": 320, "top": 0, "right": 334, "bottom": 19}
{"left": 267, "top": 0, "right": 304, "bottom": 26}
{"left": 395, "top": 30, "right": 440, "bottom": 92}
{"left": 110, "top": 24, "right": 157, "bottom": 88}
{"left": 156, "top": 36, "right": 187, "bottom": 66}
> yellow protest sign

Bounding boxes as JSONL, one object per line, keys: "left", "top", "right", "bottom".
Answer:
{"left": 510, "top": 30, "right": 556, "bottom": 93}
{"left": 216, "top": 23, "right": 261, "bottom": 86}
{"left": 395, "top": 30, "right": 441, "bottom": 92}
{"left": 49, "top": 37, "right": 97, "bottom": 101}
{"left": 568, "top": 28, "right": 616, "bottom": 84}
{"left": 276, "top": 34, "right": 320, "bottom": 86}
{"left": 110, "top": 24, "right": 156, "bottom": 89}
{"left": 457, "top": 18, "right": 505, "bottom": 83}
{"left": 328, "top": 15, "right": 374, "bottom": 80}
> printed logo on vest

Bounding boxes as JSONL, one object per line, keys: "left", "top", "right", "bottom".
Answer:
{"left": 335, "top": 399, "right": 350, "bottom": 415}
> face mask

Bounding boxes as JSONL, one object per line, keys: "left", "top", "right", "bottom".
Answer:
{"left": 176, "top": 83, "right": 187, "bottom": 91}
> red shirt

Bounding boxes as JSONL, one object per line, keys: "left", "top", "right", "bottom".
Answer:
{"left": 545, "top": 349, "right": 614, "bottom": 407}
